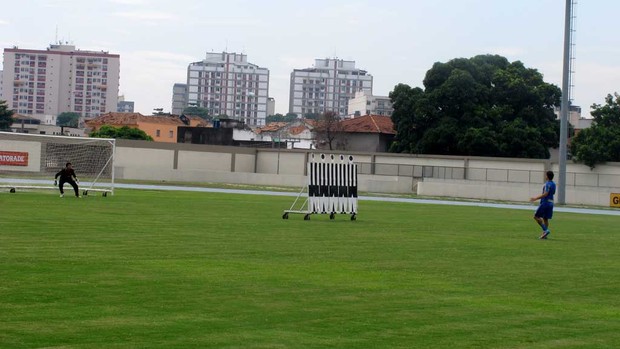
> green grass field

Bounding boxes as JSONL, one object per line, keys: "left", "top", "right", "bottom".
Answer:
{"left": 1, "top": 190, "right": 619, "bottom": 348}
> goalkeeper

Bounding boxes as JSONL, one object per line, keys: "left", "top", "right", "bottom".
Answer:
{"left": 54, "top": 162, "right": 80, "bottom": 198}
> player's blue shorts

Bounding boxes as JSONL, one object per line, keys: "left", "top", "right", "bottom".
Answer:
{"left": 535, "top": 202, "right": 554, "bottom": 219}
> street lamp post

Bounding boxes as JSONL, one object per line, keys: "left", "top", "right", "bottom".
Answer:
{"left": 558, "top": 0, "right": 574, "bottom": 205}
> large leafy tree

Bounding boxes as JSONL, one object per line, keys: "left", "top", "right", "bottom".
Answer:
{"left": 266, "top": 113, "right": 298, "bottom": 123}
{"left": 90, "top": 125, "right": 153, "bottom": 141}
{"left": 182, "top": 106, "right": 211, "bottom": 120}
{"left": 57, "top": 112, "right": 80, "bottom": 128}
{"left": 570, "top": 93, "right": 620, "bottom": 168}
{"left": 0, "top": 100, "right": 15, "bottom": 130}
{"left": 390, "top": 55, "right": 561, "bottom": 158}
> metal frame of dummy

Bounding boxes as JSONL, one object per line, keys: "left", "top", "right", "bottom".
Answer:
{"left": 282, "top": 153, "right": 358, "bottom": 221}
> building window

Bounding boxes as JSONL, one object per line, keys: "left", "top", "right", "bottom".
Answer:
{"left": 156, "top": 130, "right": 161, "bottom": 137}
{"left": 169, "top": 130, "right": 173, "bottom": 138}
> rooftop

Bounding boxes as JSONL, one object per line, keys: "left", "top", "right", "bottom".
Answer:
{"left": 339, "top": 115, "right": 395, "bottom": 134}
{"left": 86, "top": 112, "right": 185, "bottom": 126}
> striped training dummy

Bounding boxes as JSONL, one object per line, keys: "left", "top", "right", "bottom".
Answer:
{"left": 307, "top": 154, "right": 358, "bottom": 214}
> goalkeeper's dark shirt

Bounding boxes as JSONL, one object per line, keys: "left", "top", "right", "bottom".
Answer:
{"left": 55, "top": 168, "right": 76, "bottom": 181}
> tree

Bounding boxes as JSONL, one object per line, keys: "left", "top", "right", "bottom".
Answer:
{"left": 390, "top": 55, "right": 561, "bottom": 158}
{"left": 570, "top": 93, "right": 620, "bottom": 168}
{"left": 0, "top": 100, "right": 14, "bottom": 130}
{"left": 314, "top": 111, "right": 345, "bottom": 150}
{"left": 182, "top": 106, "right": 211, "bottom": 120}
{"left": 57, "top": 112, "right": 80, "bottom": 128}
{"left": 90, "top": 125, "right": 153, "bottom": 141}
{"left": 266, "top": 113, "right": 298, "bottom": 123}
{"left": 304, "top": 113, "right": 320, "bottom": 120}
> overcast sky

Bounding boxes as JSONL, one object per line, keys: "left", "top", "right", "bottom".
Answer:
{"left": 1, "top": 0, "right": 619, "bottom": 117}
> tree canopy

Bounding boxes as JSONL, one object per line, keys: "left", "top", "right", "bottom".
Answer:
{"left": 570, "top": 93, "right": 620, "bottom": 168}
{"left": 182, "top": 106, "right": 211, "bottom": 120}
{"left": 0, "top": 100, "right": 14, "bottom": 130}
{"left": 390, "top": 55, "right": 561, "bottom": 158}
{"left": 90, "top": 125, "right": 153, "bottom": 141}
{"left": 266, "top": 113, "right": 298, "bottom": 123}
{"left": 57, "top": 112, "right": 80, "bottom": 128}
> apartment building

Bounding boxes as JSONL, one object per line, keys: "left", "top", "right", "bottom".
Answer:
{"left": 347, "top": 90, "right": 393, "bottom": 117}
{"left": 554, "top": 105, "right": 592, "bottom": 132}
{"left": 186, "top": 52, "right": 269, "bottom": 126}
{"left": 171, "top": 83, "right": 187, "bottom": 115}
{"left": 267, "top": 97, "right": 275, "bottom": 116}
{"left": 1, "top": 44, "right": 120, "bottom": 120}
{"left": 289, "top": 58, "right": 373, "bottom": 117}
{"left": 117, "top": 95, "right": 135, "bottom": 113}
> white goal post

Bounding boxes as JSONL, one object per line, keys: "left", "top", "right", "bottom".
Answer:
{"left": 0, "top": 131, "right": 115, "bottom": 195}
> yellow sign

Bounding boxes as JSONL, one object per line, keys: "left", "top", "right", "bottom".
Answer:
{"left": 611, "top": 193, "right": 620, "bottom": 208}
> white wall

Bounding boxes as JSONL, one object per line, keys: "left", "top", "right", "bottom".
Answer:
{"left": 417, "top": 178, "right": 620, "bottom": 207}
{"left": 109, "top": 141, "right": 620, "bottom": 207}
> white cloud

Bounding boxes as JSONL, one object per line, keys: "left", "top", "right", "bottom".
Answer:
{"left": 109, "top": 0, "right": 148, "bottom": 4}
{"left": 190, "top": 18, "right": 264, "bottom": 28}
{"left": 278, "top": 56, "right": 315, "bottom": 70}
{"left": 485, "top": 46, "right": 527, "bottom": 58}
{"left": 117, "top": 50, "right": 196, "bottom": 114}
{"left": 130, "top": 50, "right": 196, "bottom": 64}
{"left": 573, "top": 62, "right": 620, "bottom": 108}
{"left": 114, "top": 11, "right": 178, "bottom": 21}
{"left": 0, "top": 19, "right": 9, "bottom": 25}
{"left": 41, "top": 0, "right": 74, "bottom": 8}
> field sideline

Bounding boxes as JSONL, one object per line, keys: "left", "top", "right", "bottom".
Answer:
{"left": 1, "top": 189, "right": 619, "bottom": 348}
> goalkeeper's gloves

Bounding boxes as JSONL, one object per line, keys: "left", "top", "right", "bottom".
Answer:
{"left": 54, "top": 180, "right": 57, "bottom": 186}
{"left": 75, "top": 178, "right": 79, "bottom": 184}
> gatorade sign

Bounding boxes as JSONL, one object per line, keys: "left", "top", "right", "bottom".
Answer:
{"left": 611, "top": 193, "right": 620, "bottom": 208}
{"left": 0, "top": 151, "right": 29, "bottom": 166}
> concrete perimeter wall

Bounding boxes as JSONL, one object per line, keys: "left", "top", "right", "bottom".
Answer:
{"left": 113, "top": 140, "right": 620, "bottom": 207}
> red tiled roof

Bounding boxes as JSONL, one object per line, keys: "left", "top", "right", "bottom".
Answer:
{"left": 288, "top": 125, "right": 309, "bottom": 135}
{"left": 257, "top": 122, "right": 288, "bottom": 133}
{"left": 303, "top": 119, "right": 318, "bottom": 128}
{"left": 12, "top": 113, "right": 39, "bottom": 121}
{"left": 339, "top": 115, "right": 395, "bottom": 134}
{"left": 86, "top": 112, "right": 184, "bottom": 126}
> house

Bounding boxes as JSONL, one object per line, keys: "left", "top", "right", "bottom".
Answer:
{"left": 255, "top": 119, "right": 315, "bottom": 149}
{"left": 10, "top": 114, "right": 85, "bottom": 137}
{"left": 86, "top": 112, "right": 185, "bottom": 143}
{"left": 315, "top": 114, "right": 395, "bottom": 152}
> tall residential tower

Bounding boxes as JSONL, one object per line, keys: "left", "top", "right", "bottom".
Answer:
{"left": 186, "top": 52, "right": 269, "bottom": 126}
{"left": 1, "top": 44, "right": 120, "bottom": 119}
{"left": 289, "top": 58, "right": 373, "bottom": 117}
{"left": 171, "top": 83, "right": 187, "bottom": 115}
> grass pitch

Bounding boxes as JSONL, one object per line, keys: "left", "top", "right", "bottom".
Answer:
{"left": 1, "top": 189, "right": 619, "bottom": 348}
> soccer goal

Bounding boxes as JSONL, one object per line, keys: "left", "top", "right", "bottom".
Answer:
{"left": 0, "top": 131, "right": 115, "bottom": 195}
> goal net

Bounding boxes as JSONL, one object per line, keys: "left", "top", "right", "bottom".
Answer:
{"left": 0, "top": 131, "right": 115, "bottom": 194}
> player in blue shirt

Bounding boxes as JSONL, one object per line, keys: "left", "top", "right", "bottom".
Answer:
{"left": 530, "top": 171, "right": 556, "bottom": 239}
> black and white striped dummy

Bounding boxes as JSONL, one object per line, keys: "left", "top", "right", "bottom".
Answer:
{"left": 308, "top": 154, "right": 358, "bottom": 214}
